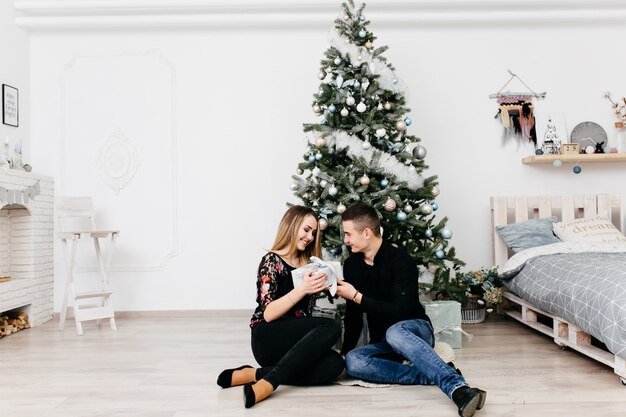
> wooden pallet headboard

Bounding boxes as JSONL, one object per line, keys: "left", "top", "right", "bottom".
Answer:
{"left": 490, "top": 195, "right": 624, "bottom": 266}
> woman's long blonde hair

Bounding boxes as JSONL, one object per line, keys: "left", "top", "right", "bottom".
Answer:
{"left": 270, "top": 205, "right": 322, "bottom": 266}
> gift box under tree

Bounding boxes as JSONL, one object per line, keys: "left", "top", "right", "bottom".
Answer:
{"left": 422, "top": 300, "right": 463, "bottom": 349}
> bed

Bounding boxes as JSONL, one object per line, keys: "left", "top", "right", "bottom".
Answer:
{"left": 490, "top": 194, "right": 626, "bottom": 385}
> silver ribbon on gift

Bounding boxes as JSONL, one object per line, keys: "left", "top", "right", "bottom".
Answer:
{"left": 435, "top": 324, "right": 474, "bottom": 342}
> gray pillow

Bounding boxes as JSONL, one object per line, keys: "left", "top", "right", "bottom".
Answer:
{"left": 495, "top": 216, "right": 560, "bottom": 253}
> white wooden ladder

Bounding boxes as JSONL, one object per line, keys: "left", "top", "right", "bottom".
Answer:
{"left": 56, "top": 197, "right": 119, "bottom": 335}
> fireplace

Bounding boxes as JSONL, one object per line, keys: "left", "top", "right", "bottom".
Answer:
{"left": 0, "top": 170, "right": 54, "bottom": 329}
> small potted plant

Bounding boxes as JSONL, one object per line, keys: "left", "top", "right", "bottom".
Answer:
{"left": 454, "top": 266, "right": 503, "bottom": 323}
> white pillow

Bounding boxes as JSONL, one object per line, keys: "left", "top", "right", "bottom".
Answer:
{"left": 553, "top": 215, "right": 626, "bottom": 243}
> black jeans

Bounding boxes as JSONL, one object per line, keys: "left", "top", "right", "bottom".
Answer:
{"left": 251, "top": 316, "right": 344, "bottom": 388}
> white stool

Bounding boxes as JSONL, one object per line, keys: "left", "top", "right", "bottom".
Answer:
{"left": 56, "top": 197, "right": 119, "bottom": 335}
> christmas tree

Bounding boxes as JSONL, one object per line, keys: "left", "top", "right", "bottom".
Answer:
{"left": 290, "top": 1, "right": 464, "bottom": 296}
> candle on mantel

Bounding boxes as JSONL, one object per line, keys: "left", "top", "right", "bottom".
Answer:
{"left": 15, "top": 140, "right": 22, "bottom": 154}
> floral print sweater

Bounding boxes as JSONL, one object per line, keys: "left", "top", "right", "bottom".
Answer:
{"left": 250, "top": 252, "right": 315, "bottom": 328}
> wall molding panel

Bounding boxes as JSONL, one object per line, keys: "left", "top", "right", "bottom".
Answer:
{"left": 62, "top": 50, "right": 179, "bottom": 272}
{"left": 15, "top": 0, "right": 626, "bottom": 29}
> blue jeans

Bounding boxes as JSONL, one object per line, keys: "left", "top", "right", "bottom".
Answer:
{"left": 345, "top": 318, "right": 467, "bottom": 398}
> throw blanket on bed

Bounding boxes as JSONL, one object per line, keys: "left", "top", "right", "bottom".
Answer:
{"left": 500, "top": 242, "right": 626, "bottom": 360}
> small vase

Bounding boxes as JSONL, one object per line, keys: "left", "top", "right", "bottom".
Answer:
{"left": 461, "top": 296, "right": 486, "bottom": 324}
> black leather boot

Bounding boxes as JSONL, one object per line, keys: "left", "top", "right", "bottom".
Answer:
{"left": 452, "top": 386, "right": 487, "bottom": 417}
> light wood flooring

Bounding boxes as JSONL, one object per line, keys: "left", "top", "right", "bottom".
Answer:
{"left": 1, "top": 313, "right": 625, "bottom": 417}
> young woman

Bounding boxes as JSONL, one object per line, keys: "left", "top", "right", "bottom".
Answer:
{"left": 217, "top": 205, "right": 344, "bottom": 408}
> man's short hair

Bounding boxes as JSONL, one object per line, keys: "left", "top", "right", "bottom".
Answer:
{"left": 341, "top": 203, "right": 381, "bottom": 237}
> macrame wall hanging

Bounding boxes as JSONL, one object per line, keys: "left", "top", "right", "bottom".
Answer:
{"left": 490, "top": 70, "right": 546, "bottom": 146}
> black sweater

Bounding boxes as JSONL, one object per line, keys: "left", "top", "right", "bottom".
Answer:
{"left": 340, "top": 240, "right": 430, "bottom": 355}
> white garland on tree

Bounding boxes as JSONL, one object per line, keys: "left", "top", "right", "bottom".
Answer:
{"left": 309, "top": 131, "right": 424, "bottom": 190}
{"left": 327, "top": 28, "right": 408, "bottom": 96}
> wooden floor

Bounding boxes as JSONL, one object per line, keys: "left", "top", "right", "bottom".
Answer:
{"left": 1, "top": 313, "right": 625, "bottom": 417}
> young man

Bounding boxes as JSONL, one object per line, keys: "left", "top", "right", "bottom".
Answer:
{"left": 336, "top": 203, "right": 486, "bottom": 417}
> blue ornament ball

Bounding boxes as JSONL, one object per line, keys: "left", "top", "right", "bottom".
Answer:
{"left": 441, "top": 228, "right": 453, "bottom": 239}
{"left": 393, "top": 78, "right": 398, "bottom": 84}
{"left": 359, "top": 15, "right": 366, "bottom": 21}
{"left": 435, "top": 250, "right": 445, "bottom": 259}
{"left": 425, "top": 229, "right": 433, "bottom": 238}
{"left": 573, "top": 165, "right": 582, "bottom": 174}
{"left": 397, "top": 212, "right": 407, "bottom": 221}
{"left": 328, "top": 104, "right": 336, "bottom": 113}
{"left": 380, "top": 178, "right": 389, "bottom": 188}
{"left": 553, "top": 159, "right": 562, "bottom": 168}
{"left": 535, "top": 149, "right": 544, "bottom": 155}
{"left": 404, "top": 117, "right": 412, "bottom": 126}
{"left": 431, "top": 203, "right": 439, "bottom": 211}
{"left": 308, "top": 155, "right": 316, "bottom": 163}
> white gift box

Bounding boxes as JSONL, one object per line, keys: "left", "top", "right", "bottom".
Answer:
{"left": 423, "top": 300, "right": 463, "bottom": 349}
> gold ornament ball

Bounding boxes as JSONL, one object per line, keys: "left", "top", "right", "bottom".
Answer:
{"left": 384, "top": 102, "right": 392, "bottom": 110}
{"left": 420, "top": 204, "right": 433, "bottom": 215}
{"left": 337, "top": 203, "right": 347, "bottom": 214}
{"left": 365, "top": 41, "right": 373, "bottom": 49}
{"left": 312, "top": 104, "right": 321, "bottom": 114}
{"left": 432, "top": 186, "right": 440, "bottom": 196}
{"left": 359, "top": 175, "right": 370, "bottom": 186}
{"left": 383, "top": 198, "right": 397, "bottom": 212}
{"left": 319, "top": 218, "right": 328, "bottom": 230}
{"left": 395, "top": 120, "right": 407, "bottom": 131}
{"left": 316, "top": 137, "right": 326, "bottom": 147}
{"left": 340, "top": 107, "right": 349, "bottom": 117}
{"left": 403, "top": 204, "right": 413, "bottom": 213}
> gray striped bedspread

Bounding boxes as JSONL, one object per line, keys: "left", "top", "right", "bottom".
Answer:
{"left": 500, "top": 242, "right": 626, "bottom": 360}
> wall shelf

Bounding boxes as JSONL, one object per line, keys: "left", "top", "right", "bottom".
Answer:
{"left": 522, "top": 153, "right": 626, "bottom": 164}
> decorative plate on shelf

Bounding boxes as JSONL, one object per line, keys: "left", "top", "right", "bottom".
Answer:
{"left": 570, "top": 121, "right": 607, "bottom": 151}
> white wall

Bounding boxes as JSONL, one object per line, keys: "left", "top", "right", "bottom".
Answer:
{"left": 1, "top": 0, "right": 29, "bottom": 160}
{"left": 17, "top": 0, "right": 626, "bottom": 311}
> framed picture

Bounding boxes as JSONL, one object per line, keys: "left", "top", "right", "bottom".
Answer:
{"left": 2, "top": 84, "right": 18, "bottom": 127}
{"left": 535, "top": 112, "right": 567, "bottom": 155}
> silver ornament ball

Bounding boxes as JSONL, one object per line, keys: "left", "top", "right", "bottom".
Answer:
{"left": 328, "top": 186, "right": 338, "bottom": 196}
{"left": 413, "top": 145, "right": 427, "bottom": 160}
{"left": 362, "top": 141, "right": 372, "bottom": 150}
{"left": 346, "top": 96, "right": 356, "bottom": 106}
{"left": 356, "top": 102, "right": 367, "bottom": 113}
{"left": 340, "top": 107, "right": 349, "bottom": 117}
{"left": 319, "top": 218, "right": 328, "bottom": 230}
{"left": 431, "top": 186, "right": 440, "bottom": 196}
{"left": 384, "top": 102, "right": 392, "bottom": 110}
{"left": 316, "top": 137, "right": 326, "bottom": 147}
{"left": 337, "top": 203, "right": 347, "bottom": 214}
{"left": 375, "top": 128, "right": 387, "bottom": 138}
{"left": 395, "top": 120, "right": 407, "bottom": 131}
{"left": 312, "top": 104, "right": 321, "bottom": 114}
{"left": 403, "top": 204, "right": 413, "bottom": 213}
{"left": 359, "top": 175, "right": 370, "bottom": 186}
{"left": 420, "top": 203, "right": 433, "bottom": 215}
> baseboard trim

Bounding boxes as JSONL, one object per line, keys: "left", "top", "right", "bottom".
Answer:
{"left": 55, "top": 309, "right": 253, "bottom": 319}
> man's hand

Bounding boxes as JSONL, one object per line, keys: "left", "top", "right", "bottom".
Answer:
{"left": 336, "top": 280, "right": 357, "bottom": 300}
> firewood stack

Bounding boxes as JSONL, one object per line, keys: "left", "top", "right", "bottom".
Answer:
{"left": 0, "top": 312, "right": 30, "bottom": 338}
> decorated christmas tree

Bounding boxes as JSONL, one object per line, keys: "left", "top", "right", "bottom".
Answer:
{"left": 290, "top": 1, "right": 464, "bottom": 296}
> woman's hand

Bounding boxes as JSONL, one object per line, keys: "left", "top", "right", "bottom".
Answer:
{"left": 298, "top": 269, "right": 329, "bottom": 294}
